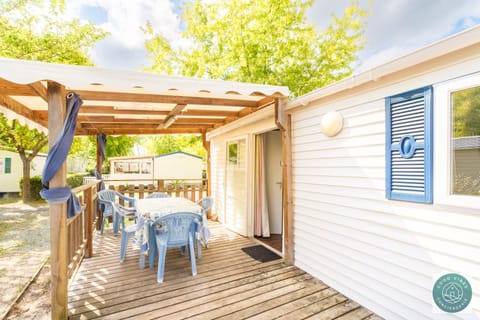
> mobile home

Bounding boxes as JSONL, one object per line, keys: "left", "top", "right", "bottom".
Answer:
{"left": 0, "top": 149, "right": 46, "bottom": 194}
{"left": 208, "top": 26, "right": 480, "bottom": 319}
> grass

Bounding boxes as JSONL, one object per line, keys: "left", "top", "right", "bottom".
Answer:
{"left": 0, "top": 196, "right": 21, "bottom": 205}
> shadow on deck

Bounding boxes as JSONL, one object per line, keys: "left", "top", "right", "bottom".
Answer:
{"left": 68, "top": 222, "right": 382, "bottom": 319}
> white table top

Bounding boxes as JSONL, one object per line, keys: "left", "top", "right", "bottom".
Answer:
{"left": 136, "top": 197, "right": 201, "bottom": 221}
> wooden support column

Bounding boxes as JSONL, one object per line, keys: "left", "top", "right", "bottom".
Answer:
{"left": 95, "top": 137, "right": 103, "bottom": 230}
{"left": 85, "top": 186, "right": 93, "bottom": 258}
{"left": 281, "top": 111, "right": 294, "bottom": 264}
{"left": 202, "top": 131, "right": 213, "bottom": 219}
{"left": 47, "top": 82, "right": 68, "bottom": 319}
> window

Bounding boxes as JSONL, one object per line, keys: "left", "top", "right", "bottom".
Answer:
{"left": 385, "top": 86, "right": 433, "bottom": 203}
{"left": 5, "top": 157, "right": 11, "bottom": 173}
{"left": 435, "top": 73, "right": 480, "bottom": 208}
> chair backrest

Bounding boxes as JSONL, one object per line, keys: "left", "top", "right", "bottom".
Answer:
{"left": 98, "top": 189, "right": 118, "bottom": 202}
{"left": 197, "top": 197, "right": 213, "bottom": 212}
{"left": 146, "top": 192, "right": 170, "bottom": 199}
{"left": 153, "top": 212, "right": 202, "bottom": 248}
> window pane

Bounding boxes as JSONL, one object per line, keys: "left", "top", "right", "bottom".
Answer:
{"left": 451, "top": 86, "right": 480, "bottom": 196}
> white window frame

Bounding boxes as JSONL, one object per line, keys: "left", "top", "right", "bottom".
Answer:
{"left": 434, "top": 72, "right": 480, "bottom": 209}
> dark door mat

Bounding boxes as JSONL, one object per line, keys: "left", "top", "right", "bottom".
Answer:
{"left": 241, "top": 245, "right": 281, "bottom": 263}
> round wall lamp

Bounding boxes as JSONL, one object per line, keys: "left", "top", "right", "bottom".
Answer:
{"left": 320, "top": 111, "right": 343, "bottom": 137}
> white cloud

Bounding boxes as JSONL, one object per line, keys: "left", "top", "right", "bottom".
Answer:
{"left": 60, "top": 0, "right": 480, "bottom": 72}
{"left": 307, "top": 0, "right": 480, "bottom": 72}
{"left": 65, "top": 0, "right": 185, "bottom": 70}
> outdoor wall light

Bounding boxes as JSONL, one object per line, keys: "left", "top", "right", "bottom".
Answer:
{"left": 320, "top": 111, "right": 343, "bottom": 137}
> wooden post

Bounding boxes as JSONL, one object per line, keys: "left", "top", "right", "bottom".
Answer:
{"left": 282, "top": 114, "right": 294, "bottom": 264}
{"left": 202, "top": 131, "right": 213, "bottom": 218}
{"left": 95, "top": 138, "right": 103, "bottom": 231}
{"left": 85, "top": 185, "right": 93, "bottom": 258}
{"left": 47, "top": 82, "right": 68, "bottom": 319}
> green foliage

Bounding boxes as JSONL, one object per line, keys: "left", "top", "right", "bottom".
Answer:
{"left": 0, "top": 0, "right": 107, "bottom": 200}
{"left": 0, "top": 114, "right": 48, "bottom": 156}
{"left": 20, "top": 176, "right": 43, "bottom": 201}
{"left": 19, "top": 173, "right": 87, "bottom": 201}
{"left": 105, "top": 135, "right": 137, "bottom": 158}
{"left": 452, "top": 86, "right": 480, "bottom": 137}
{"left": 144, "top": 0, "right": 367, "bottom": 97}
{"left": 142, "top": 135, "right": 206, "bottom": 159}
{"left": 0, "top": 0, "right": 107, "bottom": 64}
{"left": 67, "top": 173, "right": 87, "bottom": 189}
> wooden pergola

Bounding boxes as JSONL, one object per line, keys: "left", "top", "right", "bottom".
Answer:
{"left": 0, "top": 58, "right": 289, "bottom": 319}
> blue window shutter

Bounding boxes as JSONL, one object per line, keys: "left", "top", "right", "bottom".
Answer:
{"left": 4, "top": 157, "right": 11, "bottom": 174}
{"left": 386, "top": 86, "right": 433, "bottom": 203}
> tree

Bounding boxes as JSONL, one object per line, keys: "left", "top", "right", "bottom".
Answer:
{"left": 0, "top": 115, "right": 48, "bottom": 199}
{"left": 144, "top": 0, "right": 367, "bottom": 97}
{"left": 0, "top": 0, "right": 107, "bottom": 200}
{"left": 105, "top": 135, "right": 137, "bottom": 159}
{"left": 142, "top": 135, "right": 206, "bottom": 160}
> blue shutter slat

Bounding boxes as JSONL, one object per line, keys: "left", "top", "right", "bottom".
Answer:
{"left": 386, "top": 86, "right": 433, "bottom": 203}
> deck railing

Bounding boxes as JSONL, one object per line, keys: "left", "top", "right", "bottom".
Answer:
{"left": 104, "top": 178, "right": 208, "bottom": 202}
{"left": 67, "top": 182, "right": 97, "bottom": 279}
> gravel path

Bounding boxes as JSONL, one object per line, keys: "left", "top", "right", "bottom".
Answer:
{"left": 0, "top": 201, "right": 50, "bottom": 319}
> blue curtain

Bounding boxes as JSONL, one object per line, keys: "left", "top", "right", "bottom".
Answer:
{"left": 40, "top": 93, "right": 83, "bottom": 218}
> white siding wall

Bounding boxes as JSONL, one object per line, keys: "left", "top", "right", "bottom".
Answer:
{"left": 291, "top": 59, "right": 480, "bottom": 319}
{"left": 0, "top": 150, "right": 46, "bottom": 193}
{"left": 154, "top": 153, "right": 203, "bottom": 180}
{"left": 209, "top": 108, "right": 278, "bottom": 236}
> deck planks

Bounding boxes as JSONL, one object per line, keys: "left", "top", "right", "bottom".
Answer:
{"left": 69, "top": 221, "right": 380, "bottom": 319}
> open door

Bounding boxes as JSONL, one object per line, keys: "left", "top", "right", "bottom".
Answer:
{"left": 254, "top": 130, "right": 283, "bottom": 253}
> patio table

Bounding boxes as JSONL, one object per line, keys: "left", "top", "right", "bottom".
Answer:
{"left": 135, "top": 197, "right": 203, "bottom": 268}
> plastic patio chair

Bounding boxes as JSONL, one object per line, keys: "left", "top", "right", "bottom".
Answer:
{"left": 152, "top": 212, "right": 202, "bottom": 283}
{"left": 119, "top": 207, "right": 141, "bottom": 263}
{"left": 97, "top": 189, "right": 136, "bottom": 235}
{"left": 146, "top": 192, "right": 170, "bottom": 199}
{"left": 196, "top": 197, "right": 213, "bottom": 248}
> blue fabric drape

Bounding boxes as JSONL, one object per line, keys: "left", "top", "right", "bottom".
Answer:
{"left": 40, "top": 93, "right": 83, "bottom": 218}
{"left": 94, "top": 133, "right": 106, "bottom": 191}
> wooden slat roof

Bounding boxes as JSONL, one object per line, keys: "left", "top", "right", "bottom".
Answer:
{"left": 0, "top": 58, "right": 289, "bottom": 135}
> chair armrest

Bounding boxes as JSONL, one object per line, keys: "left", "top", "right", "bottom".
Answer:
{"left": 118, "top": 194, "right": 136, "bottom": 206}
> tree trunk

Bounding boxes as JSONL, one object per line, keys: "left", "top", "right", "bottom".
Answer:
{"left": 21, "top": 157, "right": 31, "bottom": 201}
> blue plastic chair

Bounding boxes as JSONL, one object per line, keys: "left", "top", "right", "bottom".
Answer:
{"left": 197, "top": 197, "right": 213, "bottom": 248}
{"left": 119, "top": 211, "right": 139, "bottom": 263}
{"left": 152, "top": 212, "right": 202, "bottom": 283}
{"left": 146, "top": 192, "right": 170, "bottom": 199}
{"left": 97, "top": 189, "right": 136, "bottom": 235}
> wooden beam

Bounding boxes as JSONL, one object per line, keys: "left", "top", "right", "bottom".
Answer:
{"left": 77, "top": 127, "right": 205, "bottom": 135}
{"left": 74, "top": 90, "right": 259, "bottom": 107}
{"left": 47, "top": 81, "right": 68, "bottom": 319}
{"left": 0, "top": 95, "right": 37, "bottom": 122}
{"left": 29, "top": 81, "right": 48, "bottom": 102}
{"left": 39, "top": 107, "right": 239, "bottom": 117}
{"left": 0, "top": 79, "right": 37, "bottom": 95}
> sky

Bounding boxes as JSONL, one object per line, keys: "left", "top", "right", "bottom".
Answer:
{"left": 63, "top": 0, "right": 480, "bottom": 74}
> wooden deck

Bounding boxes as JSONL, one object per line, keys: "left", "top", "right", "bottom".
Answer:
{"left": 69, "top": 222, "right": 381, "bottom": 319}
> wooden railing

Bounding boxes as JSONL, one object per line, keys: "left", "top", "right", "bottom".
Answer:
{"left": 67, "top": 182, "right": 97, "bottom": 279}
{"left": 104, "top": 179, "right": 208, "bottom": 203}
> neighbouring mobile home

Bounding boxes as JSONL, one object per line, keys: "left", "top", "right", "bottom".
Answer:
{"left": 0, "top": 149, "right": 47, "bottom": 194}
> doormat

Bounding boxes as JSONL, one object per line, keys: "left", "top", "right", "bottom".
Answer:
{"left": 241, "top": 245, "right": 281, "bottom": 263}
